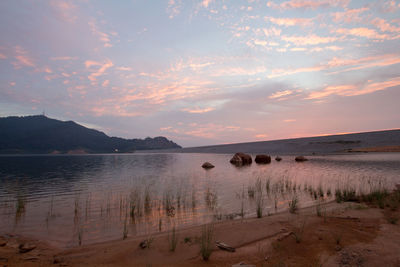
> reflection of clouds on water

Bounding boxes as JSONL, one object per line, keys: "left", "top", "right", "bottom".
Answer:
{"left": 0, "top": 153, "right": 399, "bottom": 247}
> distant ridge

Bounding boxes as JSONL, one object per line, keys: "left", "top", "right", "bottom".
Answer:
{"left": 172, "top": 129, "right": 400, "bottom": 155}
{"left": 0, "top": 115, "right": 181, "bottom": 154}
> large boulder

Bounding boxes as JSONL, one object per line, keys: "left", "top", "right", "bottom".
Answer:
{"left": 295, "top": 156, "right": 308, "bottom": 162}
{"left": 202, "top": 162, "right": 215, "bottom": 169}
{"left": 255, "top": 155, "right": 271, "bottom": 164}
{"left": 230, "top": 153, "right": 252, "bottom": 166}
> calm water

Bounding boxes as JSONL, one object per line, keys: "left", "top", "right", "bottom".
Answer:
{"left": 0, "top": 153, "right": 399, "bottom": 247}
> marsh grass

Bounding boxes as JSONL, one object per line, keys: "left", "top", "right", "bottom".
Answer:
{"left": 361, "top": 189, "right": 388, "bottom": 209}
{"left": 327, "top": 188, "right": 332, "bottom": 197}
{"left": 291, "top": 219, "right": 306, "bottom": 243}
{"left": 235, "top": 185, "right": 246, "bottom": 218}
{"left": 168, "top": 225, "right": 178, "bottom": 252}
{"left": 200, "top": 223, "right": 214, "bottom": 261}
{"left": 318, "top": 185, "right": 324, "bottom": 198}
{"left": 332, "top": 231, "right": 342, "bottom": 245}
{"left": 15, "top": 195, "right": 26, "bottom": 222}
{"left": 289, "top": 195, "right": 298, "bottom": 214}
{"left": 247, "top": 185, "right": 255, "bottom": 199}
{"left": 316, "top": 201, "right": 322, "bottom": 217}
{"left": 78, "top": 227, "right": 83, "bottom": 246}
{"left": 255, "top": 178, "right": 264, "bottom": 218}
{"left": 130, "top": 188, "right": 142, "bottom": 220}
{"left": 144, "top": 186, "right": 152, "bottom": 214}
{"left": 191, "top": 186, "right": 197, "bottom": 210}
{"left": 123, "top": 216, "right": 128, "bottom": 239}
{"left": 205, "top": 187, "right": 218, "bottom": 210}
{"left": 266, "top": 178, "right": 271, "bottom": 194}
{"left": 335, "top": 187, "right": 357, "bottom": 203}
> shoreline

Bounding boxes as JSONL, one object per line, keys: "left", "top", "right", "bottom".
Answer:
{"left": 1, "top": 195, "right": 399, "bottom": 266}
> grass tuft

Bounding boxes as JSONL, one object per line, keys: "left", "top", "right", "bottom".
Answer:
{"left": 289, "top": 195, "right": 298, "bottom": 214}
{"left": 200, "top": 223, "right": 214, "bottom": 261}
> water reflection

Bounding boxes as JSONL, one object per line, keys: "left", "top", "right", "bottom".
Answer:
{"left": 0, "top": 153, "right": 399, "bottom": 247}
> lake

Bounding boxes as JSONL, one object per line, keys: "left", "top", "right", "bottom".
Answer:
{"left": 0, "top": 153, "right": 399, "bottom": 248}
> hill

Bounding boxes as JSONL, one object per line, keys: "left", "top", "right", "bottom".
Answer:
{"left": 0, "top": 115, "right": 181, "bottom": 154}
{"left": 168, "top": 129, "right": 400, "bottom": 155}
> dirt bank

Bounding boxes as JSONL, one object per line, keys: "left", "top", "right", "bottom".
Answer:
{"left": 1, "top": 200, "right": 399, "bottom": 266}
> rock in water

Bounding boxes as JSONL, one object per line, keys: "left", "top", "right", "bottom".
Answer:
{"left": 255, "top": 155, "right": 271, "bottom": 164}
{"left": 275, "top": 156, "right": 282, "bottom": 162}
{"left": 230, "top": 153, "right": 252, "bottom": 166}
{"left": 295, "top": 156, "right": 308, "bottom": 162}
{"left": 202, "top": 162, "right": 215, "bottom": 169}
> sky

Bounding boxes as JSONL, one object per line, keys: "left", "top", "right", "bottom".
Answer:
{"left": 0, "top": 0, "right": 400, "bottom": 147}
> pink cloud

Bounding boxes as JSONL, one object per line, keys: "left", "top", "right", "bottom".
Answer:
{"left": 12, "top": 46, "right": 35, "bottom": 69}
{"left": 281, "top": 34, "right": 337, "bottom": 45}
{"left": 50, "top": 56, "right": 78, "bottom": 61}
{"left": 85, "top": 59, "right": 114, "bottom": 83}
{"left": 102, "top": 80, "right": 110, "bottom": 87}
{"left": 181, "top": 107, "right": 215, "bottom": 113}
{"left": 268, "top": 66, "right": 325, "bottom": 78}
{"left": 201, "top": 0, "right": 213, "bottom": 8}
{"left": 327, "top": 54, "right": 400, "bottom": 73}
{"left": 263, "top": 27, "right": 282, "bottom": 37}
{"left": 265, "top": 16, "right": 313, "bottom": 27}
{"left": 0, "top": 53, "right": 7, "bottom": 59}
{"left": 371, "top": 18, "right": 400, "bottom": 33}
{"left": 88, "top": 20, "right": 113, "bottom": 48}
{"left": 336, "top": 27, "right": 388, "bottom": 39}
{"left": 50, "top": 0, "right": 77, "bottom": 23}
{"left": 306, "top": 77, "right": 400, "bottom": 99}
{"left": 331, "top": 7, "right": 369, "bottom": 23}
{"left": 91, "top": 106, "right": 143, "bottom": 117}
{"left": 270, "top": 54, "right": 400, "bottom": 78}
{"left": 269, "top": 90, "right": 295, "bottom": 99}
{"left": 116, "top": 66, "right": 133, "bottom": 71}
{"left": 167, "top": 0, "right": 182, "bottom": 19}
{"left": 268, "top": 0, "right": 349, "bottom": 10}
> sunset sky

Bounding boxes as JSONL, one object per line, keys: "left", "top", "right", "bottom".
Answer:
{"left": 1, "top": 0, "right": 400, "bottom": 147}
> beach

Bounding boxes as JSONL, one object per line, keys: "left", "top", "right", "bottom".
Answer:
{"left": 1, "top": 194, "right": 399, "bottom": 267}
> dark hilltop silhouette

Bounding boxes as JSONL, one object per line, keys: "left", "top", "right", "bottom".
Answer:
{"left": 0, "top": 115, "right": 181, "bottom": 154}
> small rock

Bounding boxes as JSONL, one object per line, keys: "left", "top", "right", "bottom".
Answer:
{"left": 0, "top": 238, "right": 6, "bottom": 247}
{"left": 335, "top": 245, "right": 342, "bottom": 251}
{"left": 139, "top": 240, "right": 148, "bottom": 249}
{"left": 295, "top": 156, "right": 308, "bottom": 162}
{"left": 19, "top": 243, "right": 36, "bottom": 253}
{"left": 53, "top": 257, "right": 63, "bottom": 264}
{"left": 22, "top": 256, "right": 39, "bottom": 261}
{"left": 255, "top": 155, "right": 271, "bottom": 164}
{"left": 264, "top": 256, "right": 269, "bottom": 261}
{"left": 275, "top": 156, "right": 282, "bottom": 162}
{"left": 202, "top": 162, "right": 215, "bottom": 169}
{"left": 230, "top": 153, "right": 252, "bottom": 166}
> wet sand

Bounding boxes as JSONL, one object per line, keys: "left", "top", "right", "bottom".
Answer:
{"left": 1, "top": 199, "right": 399, "bottom": 266}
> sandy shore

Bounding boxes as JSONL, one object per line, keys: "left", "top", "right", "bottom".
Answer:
{"left": 1, "top": 199, "right": 399, "bottom": 267}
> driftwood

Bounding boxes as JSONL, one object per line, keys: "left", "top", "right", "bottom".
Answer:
{"left": 232, "top": 262, "right": 256, "bottom": 267}
{"left": 277, "top": 231, "right": 293, "bottom": 241}
{"left": 216, "top": 241, "right": 235, "bottom": 252}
